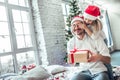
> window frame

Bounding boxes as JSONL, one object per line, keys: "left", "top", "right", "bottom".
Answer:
{"left": 0, "top": 0, "right": 39, "bottom": 74}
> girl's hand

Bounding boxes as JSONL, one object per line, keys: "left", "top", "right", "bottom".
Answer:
{"left": 81, "top": 23, "right": 88, "bottom": 30}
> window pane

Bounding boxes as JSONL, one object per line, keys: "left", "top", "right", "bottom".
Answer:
{"left": 0, "top": 0, "right": 4, "bottom": 2}
{"left": 21, "top": 11, "right": 29, "bottom": 22}
{"left": 0, "top": 55, "right": 14, "bottom": 75}
{"left": 66, "top": 5, "right": 70, "bottom": 15}
{"left": 19, "top": 0, "right": 29, "bottom": 7}
{"left": 12, "top": 10, "right": 21, "bottom": 22}
{"left": 0, "top": 22, "right": 9, "bottom": 35}
{"left": 25, "top": 35, "right": 32, "bottom": 47}
{"left": 8, "top": 0, "right": 19, "bottom": 5}
{"left": 8, "top": 0, "right": 28, "bottom": 7}
{"left": 16, "top": 35, "right": 32, "bottom": 48}
{"left": 61, "top": 3, "right": 67, "bottom": 15}
{"left": 23, "top": 23, "right": 30, "bottom": 34}
{"left": 16, "top": 35, "right": 25, "bottom": 48}
{"left": 14, "top": 22, "right": 31, "bottom": 35}
{"left": 64, "top": 16, "right": 68, "bottom": 29}
{"left": 0, "top": 36, "right": 11, "bottom": 53}
{"left": 19, "top": 0, "right": 25, "bottom": 6}
{"left": 0, "top": 6, "right": 7, "bottom": 21}
{"left": 14, "top": 23, "right": 24, "bottom": 35}
{"left": 16, "top": 51, "right": 36, "bottom": 72}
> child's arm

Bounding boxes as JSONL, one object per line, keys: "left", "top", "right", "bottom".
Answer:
{"left": 82, "top": 23, "right": 93, "bottom": 36}
{"left": 82, "top": 23, "right": 103, "bottom": 40}
{"left": 82, "top": 23, "right": 97, "bottom": 39}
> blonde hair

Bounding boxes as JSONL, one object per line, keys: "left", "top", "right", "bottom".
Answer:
{"left": 91, "top": 19, "right": 103, "bottom": 33}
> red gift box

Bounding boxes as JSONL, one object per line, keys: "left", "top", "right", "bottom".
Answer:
{"left": 67, "top": 49, "right": 90, "bottom": 64}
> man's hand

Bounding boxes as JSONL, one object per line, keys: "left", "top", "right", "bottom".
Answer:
{"left": 88, "top": 52, "right": 102, "bottom": 62}
{"left": 87, "top": 51, "right": 111, "bottom": 64}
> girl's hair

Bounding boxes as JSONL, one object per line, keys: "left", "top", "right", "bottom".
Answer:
{"left": 91, "top": 19, "right": 103, "bottom": 33}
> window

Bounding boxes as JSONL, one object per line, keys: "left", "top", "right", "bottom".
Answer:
{"left": 0, "top": 0, "right": 37, "bottom": 75}
{"left": 0, "top": 55, "right": 14, "bottom": 75}
{"left": 101, "top": 10, "right": 113, "bottom": 47}
{"left": 61, "top": 3, "right": 70, "bottom": 30}
{"left": 12, "top": 9, "right": 32, "bottom": 48}
{"left": 8, "top": 0, "right": 28, "bottom": 7}
{"left": 0, "top": 0, "right": 4, "bottom": 2}
{"left": 0, "top": 6, "right": 11, "bottom": 53}
{"left": 16, "top": 51, "right": 35, "bottom": 72}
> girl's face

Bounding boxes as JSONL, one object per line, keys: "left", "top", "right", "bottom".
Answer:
{"left": 84, "top": 18, "right": 93, "bottom": 25}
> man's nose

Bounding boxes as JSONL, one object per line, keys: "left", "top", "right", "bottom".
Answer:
{"left": 74, "top": 25, "right": 79, "bottom": 29}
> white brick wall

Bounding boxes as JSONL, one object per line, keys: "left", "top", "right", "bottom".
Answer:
{"left": 31, "top": 0, "right": 66, "bottom": 65}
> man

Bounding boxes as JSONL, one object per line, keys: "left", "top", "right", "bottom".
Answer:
{"left": 67, "top": 16, "right": 111, "bottom": 80}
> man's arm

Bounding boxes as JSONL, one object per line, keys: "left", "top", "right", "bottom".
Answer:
{"left": 88, "top": 37, "right": 111, "bottom": 64}
{"left": 99, "top": 54, "right": 111, "bottom": 64}
{"left": 88, "top": 53, "right": 111, "bottom": 64}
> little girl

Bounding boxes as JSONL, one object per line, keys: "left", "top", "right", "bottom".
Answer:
{"left": 82, "top": 5, "right": 106, "bottom": 42}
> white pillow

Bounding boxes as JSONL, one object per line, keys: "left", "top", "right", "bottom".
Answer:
{"left": 45, "top": 65, "right": 68, "bottom": 75}
{"left": 20, "top": 65, "right": 51, "bottom": 80}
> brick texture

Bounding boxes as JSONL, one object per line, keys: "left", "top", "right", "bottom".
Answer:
{"left": 31, "top": 0, "right": 66, "bottom": 65}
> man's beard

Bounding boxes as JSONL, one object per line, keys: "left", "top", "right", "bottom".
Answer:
{"left": 75, "top": 29, "right": 85, "bottom": 35}
{"left": 73, "top": 29, "right": 85, "bottom": 39}
{"left": 77, "top": 31, "right": 84, "bottom": 35}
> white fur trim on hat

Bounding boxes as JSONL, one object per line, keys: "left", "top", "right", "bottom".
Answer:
{"left": 84, "top": 12, "right": 97, "bottom": 20}
{"left": 71, "top": 18, "right": 83, "bottom": 25}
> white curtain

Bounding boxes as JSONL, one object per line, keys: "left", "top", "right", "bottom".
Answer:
{"left": 101, "top": 10, "right": 113, "bottom": 48}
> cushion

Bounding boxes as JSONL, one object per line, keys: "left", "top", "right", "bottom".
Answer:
{"left": 13, "top": 65, "right": 51, "bottom": 80}
{"left": 45, "top": 65, "right": 68, "bottom": 75}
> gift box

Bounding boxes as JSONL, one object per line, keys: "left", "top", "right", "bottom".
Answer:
{"left": 67, "top": 50, "right": 89, "bottom": 63}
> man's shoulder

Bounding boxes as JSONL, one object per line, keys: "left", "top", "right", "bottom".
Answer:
{"left": 67, "top": 37, "right": 75, "bottom": 45}
{"left": 68, "top": 37, "right": 75, "bottom": 42}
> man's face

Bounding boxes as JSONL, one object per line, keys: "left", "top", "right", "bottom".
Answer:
{"left": 72, "top": 20, "right": 85, "bottom": 36}
{"left": 84, "top": 18, "right": 93, "bottom": 25}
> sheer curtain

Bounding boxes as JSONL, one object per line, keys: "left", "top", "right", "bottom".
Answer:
{"left": 101, "top": 10, "right": 113, "bottom": 48}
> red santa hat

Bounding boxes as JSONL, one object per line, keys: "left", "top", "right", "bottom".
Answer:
{"left": 84, "top": 5, "right": 101, "bottom": 20}
{"left": 71, "top": 16, "right": 84, "bottom": 25}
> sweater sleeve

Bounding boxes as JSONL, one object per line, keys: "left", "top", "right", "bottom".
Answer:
{"left": 90, "top": 31, "right": 100, "bottom": 40}
{"left": 95, "top": 37, "right": 110, "bottom": 57}
{"left": 91, "top": 30, "right": 106, "bottom": 40}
